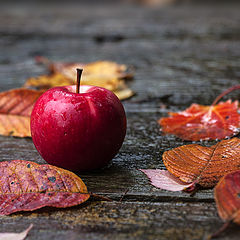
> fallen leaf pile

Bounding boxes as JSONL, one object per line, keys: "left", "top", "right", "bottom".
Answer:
{"left": 142, "top": 136, "right": 240, "bottom": 236}
{"left": 25, "top": 57, "right": 134, "bottom": 100}
{"left": 0, "top": 160, "right": 90, "bottom": 215}
{"left": 0, "top": 89, "right": 42, "bottom": 137}
{"left": 152, "top": 85, "right": 240, "bottom": 236}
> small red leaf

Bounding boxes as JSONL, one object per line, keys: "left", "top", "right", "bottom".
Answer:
{"left": 159, "top": 100, "right": 240, "bottom": 141}
{"left": 141, "top": 169, "right": 193, "bottom": 191}
{"left": 215, "top": 170, "right": 240, "bottom": 224}
{"left": 0, "top": 160, "right": 90, "bottom": 215}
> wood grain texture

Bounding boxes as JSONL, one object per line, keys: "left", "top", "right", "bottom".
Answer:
{"left": 0, "top": 1, "right": 240, "bottom": 239}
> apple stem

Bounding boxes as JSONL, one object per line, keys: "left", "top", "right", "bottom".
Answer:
{"left": 212, "top": 85, "right": 240, "bottom": 105}
{"left": 76, "top": 68, "right": 83, "bottom": 94}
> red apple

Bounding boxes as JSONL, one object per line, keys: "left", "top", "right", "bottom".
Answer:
{"left": 30, "top": 73, "right": 126, "bottom": 172}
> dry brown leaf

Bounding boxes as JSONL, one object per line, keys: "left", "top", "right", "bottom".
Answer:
{"left": 24, "top": 59, "right": 134, "bottom": 100}
{"left": 0, "top": 89, "right": 42, "bottom": 137}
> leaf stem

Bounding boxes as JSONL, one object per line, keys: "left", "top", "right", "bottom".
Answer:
{"left": 207, "top": 221, "right": 231, "bottom": 239}
{"left": 119, "top": 189, "right": 129, "bottom": 202}
{"left": 76, "top": 68, "right": 83, "bottom": 94}
{"left": 212, "top": 85, "right": 240, "bottom": 106}
{"left": 90, "top": 192, "right": 112, "bottom": 201}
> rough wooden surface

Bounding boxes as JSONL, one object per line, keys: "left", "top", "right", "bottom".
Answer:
{"left": 0, "top": 2, "right": 240, "bottom": 239}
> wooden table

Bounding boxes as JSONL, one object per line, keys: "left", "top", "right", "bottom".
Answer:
{"left": 0, "top": 2, "right": 240, "bottom": 239}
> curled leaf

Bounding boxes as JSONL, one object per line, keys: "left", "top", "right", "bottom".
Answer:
{"left": 24, "top": 59, "right": 134, "bottom": 100}
{"left": 163, "top": 138, "right": 240, "bottom": 188}
{"left": 0, "top": 160, "right": 90, "bottom": 215}
{"left": 215, "top": 170, "right": 240, "bottom": 224}
{"left": 159, "top": 100, "right": 240, "bottom": 141}
{"left": 0, "top": 89, "right": 42, "bottom": 137}
{"left": 140, "top": 169, "right": 193, "bottom": 191}
{"left": 0, "top": 224, "right": 33, "bottom": 240}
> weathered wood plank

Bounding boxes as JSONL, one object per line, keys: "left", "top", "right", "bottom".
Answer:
{"left": 1, "top": 201, "right": 239, "bottom": 240}
{"left": 0, "top": 2, "right": 240, "bottom": 239}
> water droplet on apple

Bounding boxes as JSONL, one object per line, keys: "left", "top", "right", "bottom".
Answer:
{"left": 61, "top": 112, "right": 67, "bottom": 121}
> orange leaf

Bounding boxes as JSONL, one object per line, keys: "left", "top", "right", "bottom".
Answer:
{"left": 0, "top": 160, "right": 90, "bottom": 215}
{"left": 159, "top": 100, "right": 240, "bottom": 141}
{"left": 0, "top": 89, "right": 42, "bottom": 137}
{"left": 215, "top": 170, "right": 240, "bottom": 224}
{"left": 163, "top": 138, "right": 240, "bottom": 188}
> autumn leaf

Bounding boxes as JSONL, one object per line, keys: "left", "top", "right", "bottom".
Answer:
{"left": 0, "top": 224, "right": 33, "bottom": 240}
{"left": 24, "top": 73, "right": 72, "bottom": 90}
{"left": 0, "top": 160, "right": 90, "bottom": 215}
{"left": 0, "top": 89, "right": 42, "bottom": 137}
{"left": 159, "top": 100, "right": 240, "bottom": 141}
{"left": 142, "top": 138, "right": 240, "bottom": 192}
{"left": 24, "top": 58, "right": 134, "bottom": 100}
{"left": 140, "top": 169, "right": 193, "bottom": 191}
{"left": 215, "top": 170, "right": 240, "bottom": 224}
{"left": 163, "top": 138, "right": 240, "bottom": 188}
{"left": 207, "top": 170, "right": 240, "bottom": 238}
{"left": 48, "top": 59, "right": 133, "bottom": 81}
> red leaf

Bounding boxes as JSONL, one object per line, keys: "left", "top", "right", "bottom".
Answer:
{"left": 0, "top": 160, "right": 90, "bottom": 215}
{"left": 159, "top": 100, "right": 240, "bottom": 141}
{"left": 140, "top": 169, "right": 193, "bottom": 191}
{"left": 215, "top": 170, "right": 240, "bottom": 224}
